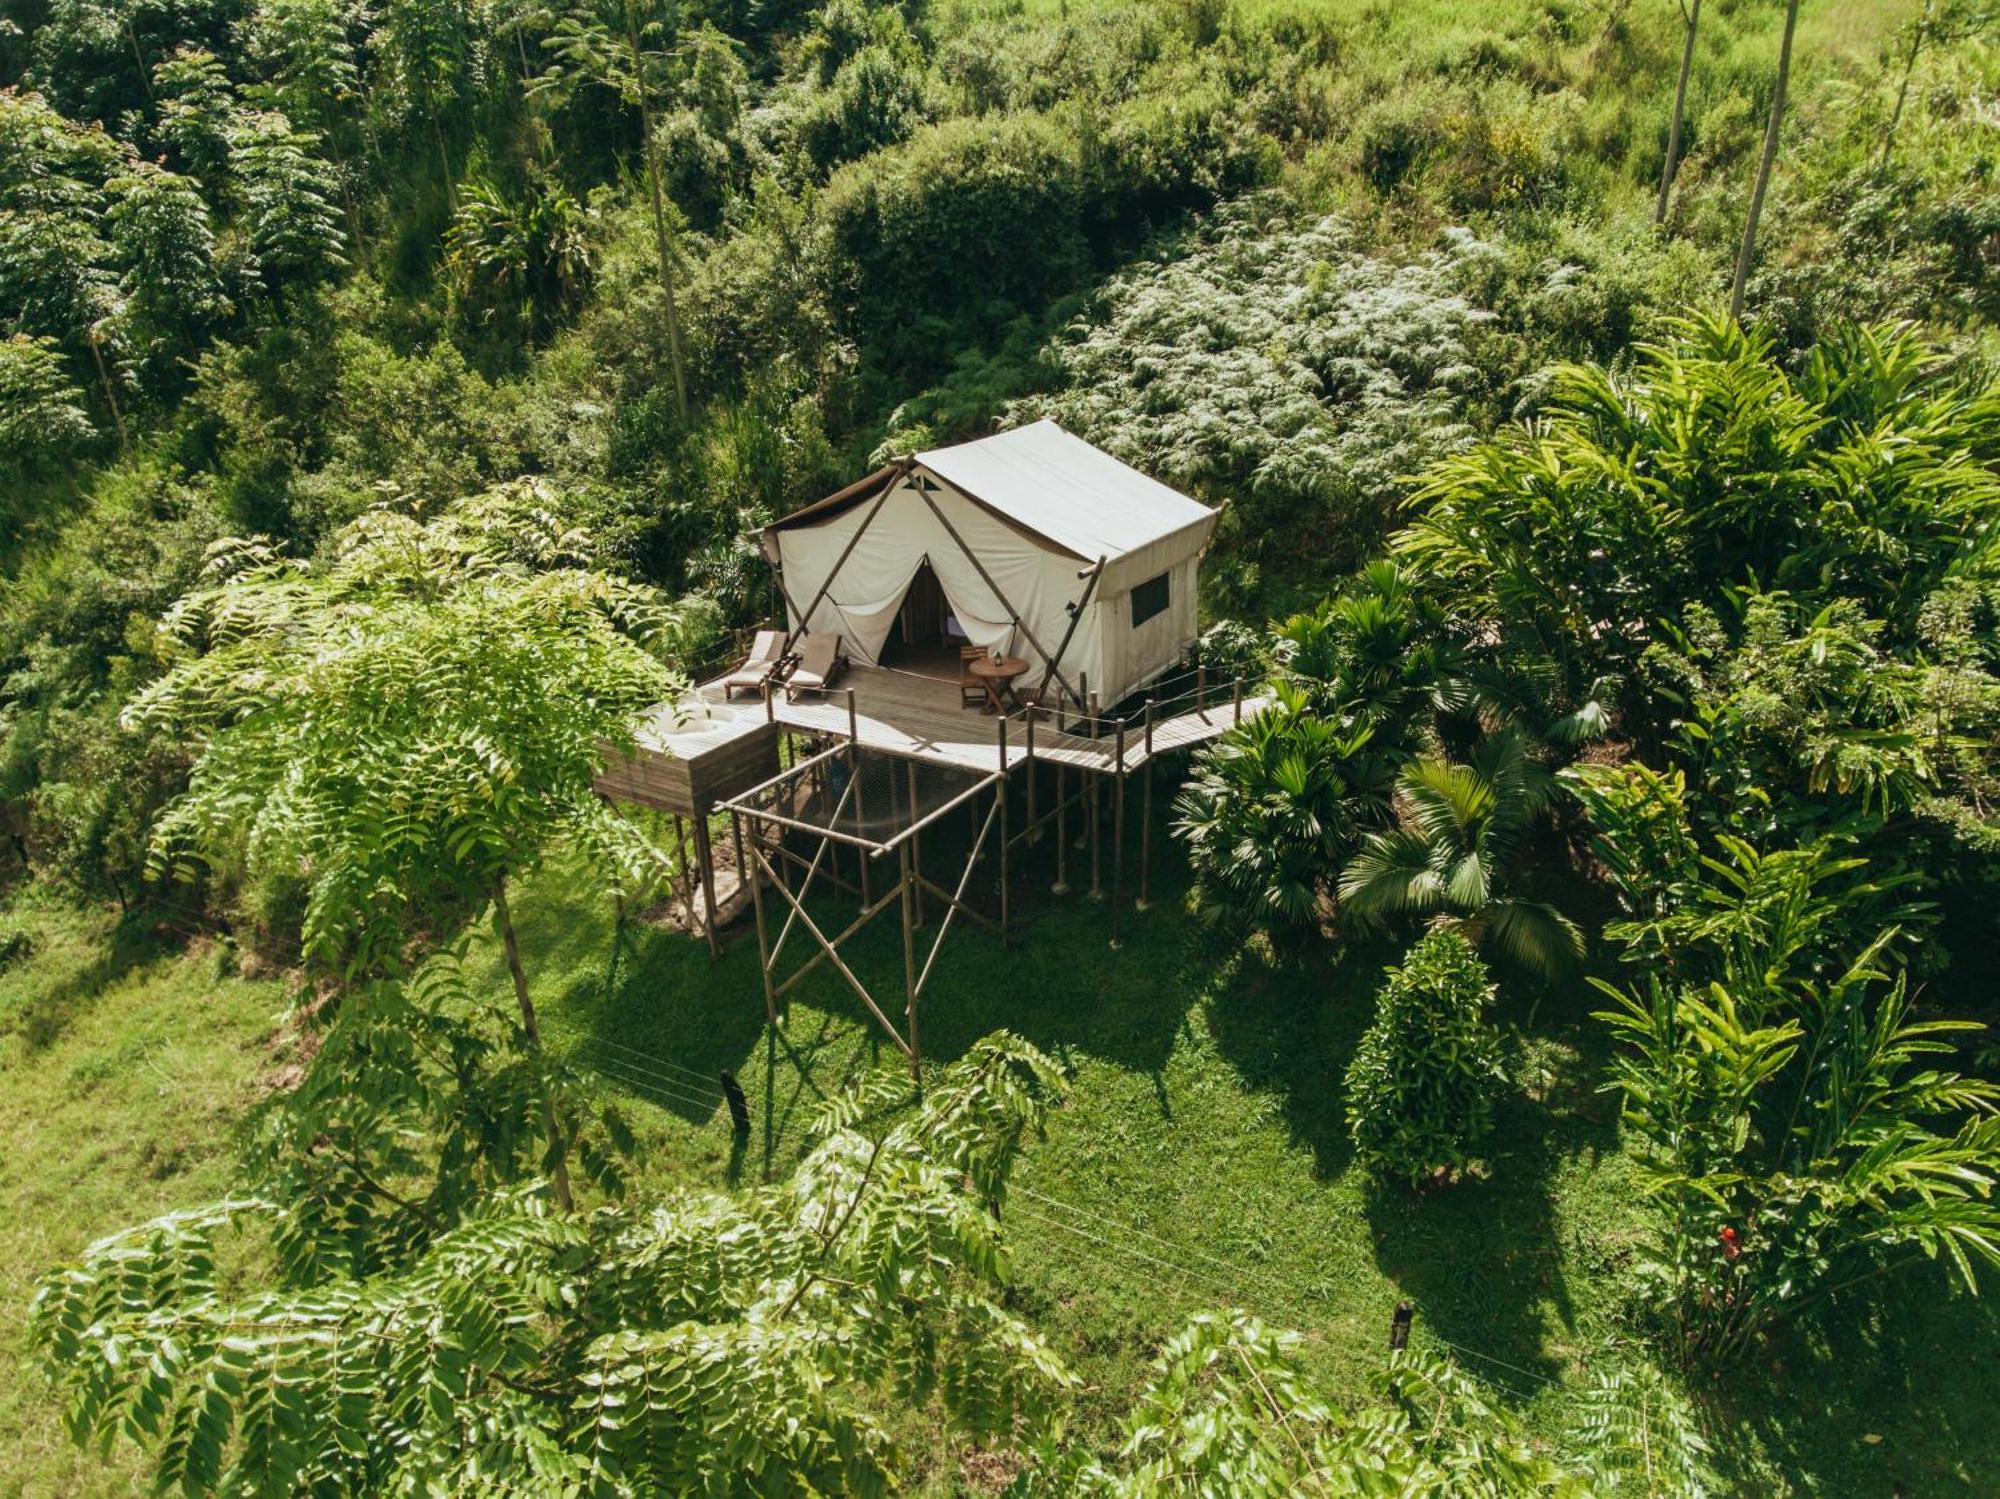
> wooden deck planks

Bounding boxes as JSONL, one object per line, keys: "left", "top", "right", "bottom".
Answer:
{"left": 596, "top": 663, "right": 1270, "bottom": 814}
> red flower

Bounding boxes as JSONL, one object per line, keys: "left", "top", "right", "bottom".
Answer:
{"left": 1719, "top": 1226, "right": 1741, "bottom": 1261}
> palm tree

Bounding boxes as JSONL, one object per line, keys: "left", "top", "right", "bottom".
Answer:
{"left": 1173, "top": 684, "right": 1396, "bottom": 929}
{"left": 1339, "top": 728, "right": 1582, "bottom": 978}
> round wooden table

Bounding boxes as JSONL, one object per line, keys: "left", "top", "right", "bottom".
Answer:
{"left": 967, "top": 655, "right": 1029, "bottom": 714}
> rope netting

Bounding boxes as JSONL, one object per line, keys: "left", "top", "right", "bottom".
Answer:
{"left": 724, "top": 744, "right": 998, "bottom": 853}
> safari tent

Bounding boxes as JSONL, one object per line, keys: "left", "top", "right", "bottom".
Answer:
{"left": 763, "top": 421, "right": 1217, "bottom": 711}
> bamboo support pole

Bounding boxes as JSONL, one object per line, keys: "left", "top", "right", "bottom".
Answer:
{"left": 914, "top": 795, "right": 1001, "bottom": 996}
{"left": 1025, "top": 710, "right": 1038, "bottom": 843}
{"left": 1053, "top": 762, "right": 1069, "bottom": 895}
{"left": 1139, "top": 700, "right": 1155, "bottom": 912}
{"left": 848, "top": 689, "right": 870, "bottom": 905}
{"left": 1111, "top": 721, "right": 1126, "bottom": 947}
{"left": 754, "top": 843, "right": 910, "bottom": 1057}
{"left": 740, "top": 813, "right": 777, "bottom": 1027}
{"left": 899, "top": 843, "right": 920, "bottom": 1079}
{"left": 771, "top": 884, "right": 902, "bottom": 1002}
{"left": 692, "top": 815, "right": 722, "bottom": 959}
{"left": 907, "top": 761, "right": 923, "bottom": 928}
{"left": 1087, "top": 692, "right": 1102, "bottom": 901}
{"left": 997, "top": 718, "right": 1011, "bottom": 945}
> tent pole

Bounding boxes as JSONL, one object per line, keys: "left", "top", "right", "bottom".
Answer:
{"left": 917, "top": 488, "right": 1085, "bottom": 711}
{"left": 782, "top": 483, "right": 897, "bottom": 654}
{"left": 1041, "top": 557, "right": 1106, "bottom": 719}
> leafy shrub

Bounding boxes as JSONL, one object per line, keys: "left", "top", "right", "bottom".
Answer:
{"left": 1398, "top": 316, "right": 2000, "bottom": 733}
{"left": 821, "top": 111, "right": 1089, "bottom": 370}
{"left": 1173, "top": 683, "right": 1394, "bottom": 931}
{"left": 1016, "top": 199, "right": 1498, "bottom": 605}
{"left": 1344, "top": 928, "right": 1504, "bottom": 1187}
{"left": 797, "top": 45, "right": 929, "bottom": 175}
{"left": 0, "top": 334, "right": 96, "bottom": 485}
{"left": 1569, "top": 761, "right": 2000, "bottom": 1360}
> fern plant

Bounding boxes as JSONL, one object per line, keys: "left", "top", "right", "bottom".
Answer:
{"left": 31, "top": 1033, "right": 1075, "bottom": 1494}
{"left": 1172, "top": 682, "right": 1395, "bottom": 930}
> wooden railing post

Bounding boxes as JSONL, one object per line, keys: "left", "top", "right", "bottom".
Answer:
{"left": 1233, "top": 675, "right": 1243, "bottom": 724}
{"left": 1197, "top": 663, "right": 1208, "bottom": 712}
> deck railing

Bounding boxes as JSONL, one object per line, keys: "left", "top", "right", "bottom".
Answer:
{"left": 1009, "top": 661, "right": 1254, "bottom": 758}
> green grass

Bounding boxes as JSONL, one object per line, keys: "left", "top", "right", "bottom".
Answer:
{"left": 0, "top": 897, "right": 288, "bottom": 1499}
{"left": 474, "top": 809, "right": 2000, "bottom": 1494}
{"left": 6, "top": 803, "right": 1998, "bottom": 1492}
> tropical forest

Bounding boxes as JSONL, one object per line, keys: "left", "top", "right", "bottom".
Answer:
{"left": 2, "top": 0, "right": 1999, "bottom": 1491}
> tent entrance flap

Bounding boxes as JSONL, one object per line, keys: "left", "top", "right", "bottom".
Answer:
{"left": 808, "top": 550, "right": 1015, "bottom": 670}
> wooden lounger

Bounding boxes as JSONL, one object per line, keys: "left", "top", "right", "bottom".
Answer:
{"left": 785, "top": 634, "right": 848, "bottom": 700}
{"left": 722, "top": 630, "right": 789, "bottom": 699}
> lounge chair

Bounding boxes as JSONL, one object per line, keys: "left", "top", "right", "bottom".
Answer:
{"left": 722, "top": 630, "right": 789, "bottom": 700}
{"left": 786, "top": 633, "right": 849, "bottom": 700}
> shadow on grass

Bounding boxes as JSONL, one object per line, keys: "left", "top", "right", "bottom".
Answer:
{"left": 547, "top": 816, "right": 1204, "bottom": 1163}
{"left": 1201, "top": 928, "right": 1390, "bottom": 1179}
{"left": 1, "top": 903, "right": 188, "bottom": 1051}
{"left": 1360, "top": 959, "right": 1618, "bottom": 1388}
{"left": 1697, "top": 1272, "right": 2000, "bottom": 1494}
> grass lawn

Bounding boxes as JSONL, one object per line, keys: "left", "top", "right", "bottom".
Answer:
{"left": 0, "top": 898, "right": 288, "bottom": 1499}
{"left": 6, "top": 789, "right": 1998, "bottom": 1493}
{"left": 473, "top": 797, "right": 2000, "bottom": 1495}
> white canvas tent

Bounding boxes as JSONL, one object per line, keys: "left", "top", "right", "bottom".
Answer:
{"left": 764, "top": 421, "right": 1216, "bottom": 709}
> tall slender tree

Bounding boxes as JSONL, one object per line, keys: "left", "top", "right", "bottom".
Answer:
{"left": 536, "top": 0, "right": 690, "bottom": 422}
{"left": 124, "top": 493, "right": 686, "bottom": 1211}
{"left": 1878, "top": 0, "right": 1990, "bottom": 169}
{"left": 1655, "top": 0, "right": 1701, "bottom": 224}
{"left": 1729, "top": 0, "right": 1801, "bottom": 321}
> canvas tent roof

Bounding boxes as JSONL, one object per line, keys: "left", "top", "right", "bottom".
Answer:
{"left": 763, "top": 421, "right": 1214, "bottom": 708}
{"left": 765, "top": 420, "right": 1214, "bottom": 563}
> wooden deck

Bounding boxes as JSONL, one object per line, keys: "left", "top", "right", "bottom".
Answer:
{"left": 597, "top": 662, "right": 1270, "bottom": 815}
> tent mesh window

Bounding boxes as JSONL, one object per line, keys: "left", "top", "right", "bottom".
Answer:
{"left": 1130, "top": 571, "right": 1170, "bottom": 627}
{"left": 726, "top": 744, "right": 999, "bottom": 852}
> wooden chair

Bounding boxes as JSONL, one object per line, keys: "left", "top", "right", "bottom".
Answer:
{"left": 722, "top": 630, "right": 789, "bottom": 700}
{"left": 958, "top": 644, "right": 989, "bottom": 709}
{"left": 785, "top": 633, "right": 849, "bottom": 700}
{"left": 1011, "top": 677, "right": 1055, "bottom": 722}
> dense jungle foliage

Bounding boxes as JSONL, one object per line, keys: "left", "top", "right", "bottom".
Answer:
{"left": 5, "top": 0, "right": 2000, "bottom": 1491}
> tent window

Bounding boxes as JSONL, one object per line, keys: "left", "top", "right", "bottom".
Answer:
{"left": 1131, "top": 571, "right": 1170, "bottom": 628}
